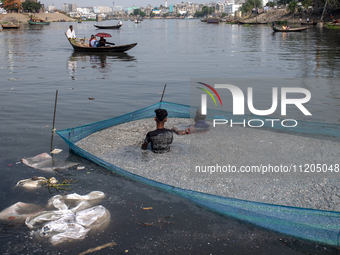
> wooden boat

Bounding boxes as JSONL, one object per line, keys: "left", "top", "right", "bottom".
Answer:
{"left": 1, "top": 23, "right": 19, "bottom": 29}
{"left": 207, "top": 18, "right": 219, "bottom": 24}
{"left": 301, "top": 22, "right": 317, "bottom": 25}
{"left": 65, "top": 33, "right": 137, "bottom": 52}
{"left": 239, "top": 21, "right": 268, "bottom": 25}
{"left": 200, "top": 18, "right": 207, "bottom": 22}
{"left": 28, "top": 19, "right": 50, "bottom": 25}
{"left": 94, "top": 24, "right": 122, "bottom": 29}
{"left": 273, "top": 26, "right": 308, "bottom": 32}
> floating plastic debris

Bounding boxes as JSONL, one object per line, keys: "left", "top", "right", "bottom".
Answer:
{"left": 22, "top": 153, "right": 78, "bottom": 172}
{"left": 16, "top": 176, "right": 58, "bottom": 189}
{"left": 77, "top": 166, "right": 85, "bottom": 170}
{"left": 51, "top": 149, "right": 63, "bottom": 154}
{"left": 0, "top": 202, "right": 43, "bottom": 224}
{"left": 142, "top": 207, "right": 153, "bottom": 210}
{"left": 25, "top": 191, "right": 109, "bottom": 245}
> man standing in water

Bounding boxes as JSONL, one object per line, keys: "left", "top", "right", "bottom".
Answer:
{"left": 142, "top": 109, "right": 173, "bottom": 153}
{"left": 66, "top": 25, "right": 76, "bottom": 38}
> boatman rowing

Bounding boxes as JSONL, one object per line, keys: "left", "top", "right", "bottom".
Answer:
{"left": 66, "top": 25, "right": 76, "bottom": 39}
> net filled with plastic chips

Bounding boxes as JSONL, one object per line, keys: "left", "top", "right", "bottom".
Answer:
{"left": 57, "top": 101, "right": 340, "bottom": 247}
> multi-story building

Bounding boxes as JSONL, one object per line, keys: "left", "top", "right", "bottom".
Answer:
{"left": 225, "top": 1, "right": 240, "bottom": 16}
{"left": 126, "top": 6, "right": 140, "bottom": 15}
{"left": 76, "top": 7, "right": 92, "bottom": 14}
{"left": 113, "top": 6, "right": 122, "bottom": 12}
{"left": 62, "top": 3, "right": 76, "bottom": 13}
{"left": 93, "top": 6, "right": 112, "bottom": 13}
{"left": 216, "top": 2, "right": 225, "bottom": 14}
{"left": 48, "top": 5, "right": 56, "bottom": 12}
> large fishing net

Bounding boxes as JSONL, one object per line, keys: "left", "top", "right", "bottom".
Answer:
{"left": 57, "top": 101, "right": 340, "bottom": 247}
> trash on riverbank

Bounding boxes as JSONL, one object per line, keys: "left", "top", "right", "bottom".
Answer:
{"left": 16, "top": 176, "right": 58, "bottom": 189}
{"left": 0, "top": 202, "right": 43, "bottom": 224}
{"left": 22, "top": 152, "right": 78, "bottom": 172}
{"left": 77, "top": 166, "right": 85, "bottom": 170}
{"left": 25, "top": 191, "right": 110, "bottom": 245}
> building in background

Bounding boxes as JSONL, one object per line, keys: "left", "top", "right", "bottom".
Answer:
{"left": 48, "top": 4, "right": 56, "bottom": 12}
{"left": 93, "top": 6, "right": 112, "bottom": 13}
{"left": 76, "top": 7, "right": 92, "bottom": 14}
{"left": 113, "top": 6, "right": 122, "bottom": 12}
{"left": 126, "top": 6, "right": 140, "bottom": 15}
{"left": 169, "top": 4, "right": 174, "bottom": 14}
{"left": 152, "top": 8, "right": 161, "bottom": 15}
{"left": 225, "top": 1, "right": 240, "bottom": 16}
{"left": 62, "top": 3, "right": 76, "bottom": 13}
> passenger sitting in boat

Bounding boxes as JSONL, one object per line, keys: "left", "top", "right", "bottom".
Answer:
{"left": 89, "top": 35, "right": 95, "bottom": 47}
{"left": 142, "top": 109, "right": 173, "bottom": 153}
{"left": 282, "top": 25, "right": 287, "bottom": 30}
{"left": 271, "top": 21, "right": 276, "bottom": 29}
{"left": 172, "top": 108, "right": 209, "bottom": 135}
{"left": 98, "top": 37, "right": 106, "bottom": 47}
{"left": 90, "top": 36, "right": 99, "bottom": 47}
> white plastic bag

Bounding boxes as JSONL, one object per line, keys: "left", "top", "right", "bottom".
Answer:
{"left": 16, "top": 177, "right": 58, "bottom": 189}
{"left": 22, "top": 153, "right": 78, "bottom": 172}
{"left": 25, "top": 191, "right": 110, "bottom": 245}
{"left": 0, "top": 202, "right": 43, "bottom": 224}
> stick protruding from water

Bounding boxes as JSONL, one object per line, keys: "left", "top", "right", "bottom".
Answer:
{"left": 50, "top": 90, "right": 58, "bottom": 152}
{"left": 160, "top": 84, "right": 166, "bottom": 102}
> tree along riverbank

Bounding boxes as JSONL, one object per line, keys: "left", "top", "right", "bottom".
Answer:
{"left": 240, "top": 8, "right": 340, "bottom": 24}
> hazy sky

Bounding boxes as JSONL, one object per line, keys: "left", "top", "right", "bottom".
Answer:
{"left": 42, "top": 0, "right": 209, "bottom": 9}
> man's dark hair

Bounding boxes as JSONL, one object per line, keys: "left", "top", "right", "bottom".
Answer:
{"left": 155, "top": 109, "right": 168, "bottom": 122}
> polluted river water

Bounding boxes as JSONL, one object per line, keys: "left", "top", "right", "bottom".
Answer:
{"left": 0, "top": 20, "right": 340, "bottom": 254}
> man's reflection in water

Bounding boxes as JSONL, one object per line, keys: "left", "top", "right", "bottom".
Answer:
{"left": 67, "top": 52, "right": 136, "bottom": 78}
{"left": 90, "top": 54, "right": 108, "bottom": 72}
{"left": 67, "top": 59, "right": 77, "bottom": 80}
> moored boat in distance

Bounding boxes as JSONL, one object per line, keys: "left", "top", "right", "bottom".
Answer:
{"left": 239, "top": 21, "right": 268, "bottom": 25}
{"left": 65, "top": 33, "right": 137, "bottom": 52}
{"left": 94, "top": 24, "right": 122, "bottom": 29}
{"left": 301, "top": 22, "right": 317, "bottom": 25}
{"left": 273, "top": 26, "right": 309, "bottom": 32}
{"left": 1, "top": 23, "right": 19, "bottom": 29}
{"left": 28, "top": 19, "right": 50, "bottom": 25}
{"left": 207, "top": 17, "right": 219, "bottom": 24}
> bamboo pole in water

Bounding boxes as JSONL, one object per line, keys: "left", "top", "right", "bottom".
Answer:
{"left": 50, "top": 90, "right": 58, "bottom": 152}
{"left": 160, "top": 84, "right": 166, "bottom": 102}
